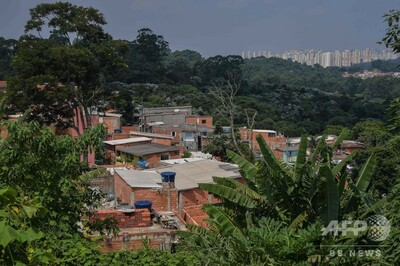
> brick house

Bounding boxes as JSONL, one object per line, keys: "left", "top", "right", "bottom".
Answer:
{"left": 104, "top": 138, "right": 152, "bottom": 153}
{"left": 240, "top": 128, "right": 287, "bottom": 158}
{"left": 152, "top": 124, "right": 213, "bottom": 152}
{"left": 116, "top": 143, "right": 181, "bottom": 168}
{"left": 152, "top": 125, "right": 182, "bottom": 144}
{"left": 113, "top": 159, "right": 241, "bottom": 215}
{"left": 135, "top": 106, "right": 192, "bottom": 130}
{"left": 340, "top": 140, "right": 364, "bottom": 154}
{"left": 185, "top": 115, "right": 213, "bottom": 129}
{"left": 129, "top": 131, "right": 174, "bottom": 146}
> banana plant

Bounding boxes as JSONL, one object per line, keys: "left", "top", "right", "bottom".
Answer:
{"left": 198, "top": 129, "right": 377, "bottom": 227}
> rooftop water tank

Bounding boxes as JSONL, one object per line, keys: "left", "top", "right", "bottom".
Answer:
{"left": 134, "top": 200, "right": 152, "bottom": 210}
{"left": 160, "top": 171, "right": 176, "bottom": 183}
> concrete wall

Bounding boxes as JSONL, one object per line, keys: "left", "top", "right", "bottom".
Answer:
{"left": 146, "top": 113, "right": 187, "bottom": 126}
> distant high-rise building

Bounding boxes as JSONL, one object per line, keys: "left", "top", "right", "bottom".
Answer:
{"left": 240, "top": 48, "right": 399, "bottom": 67}
{"left": 341, "top": 50, "right": 351, "bottom": 67}
{"left": 351, "top": 49, "right": 361, "bottom": 65}
{"left": 362, "top": 49, "right": 372, "bottom": 63}
{"left": 334, "top": 50, "right": 342, "bottom": 67}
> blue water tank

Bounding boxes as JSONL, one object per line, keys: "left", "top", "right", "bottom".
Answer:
{"left": 134, "top": 200, "right": 153, "bottom": 210}
{"left": 161, "top": 171, "right": 176, "bottom": 183}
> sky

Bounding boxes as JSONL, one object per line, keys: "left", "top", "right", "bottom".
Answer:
{"left": 0, "top": 0, "right": 399, "bottom": 57}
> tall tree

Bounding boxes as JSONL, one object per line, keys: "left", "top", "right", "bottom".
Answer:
{"left": 198, "top": 55, "right": 244, "bottom": 86}
{"left": 112, "top": 28, "right": 170, "bottom": 83}
{"left": 0, "top": 37, "right": 17, "bottom": 79}
{"left": 3, "top": 2, "right": 126, "bottom": 134}
{"left": 163, "top": 49, "right": 203, "bottom": 84}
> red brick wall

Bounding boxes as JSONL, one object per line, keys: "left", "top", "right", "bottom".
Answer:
{"left": 0, "top": 126, "right": 8, "bottom": 140}
{"left": 185, "top": 116, "right": 213, "bottom": 128}
{"left": 103, "top": 117, "right": 120, "bottom": 134}
{"left": 181, "top": 205, "right": 209, "bottom": 228}
{"left": 153, "top": 127, "right": 182, "bottom": 144}
{"left": 181, "top": 188, "right": 217, "bottom": 208}
{"left": 250, "top": 132, "right": 286, "bottom": 155}
{"left": 114, "top": 173, "right": 179, "bottom": 211}
{"left": 121, "top": 126, "right": 136, "bottom": 134}
{"left": 112, "top": 133, "right": 130, "bottom": 140}
{"left": 99, "top": 231, "right": 178, "bottom": 252}
{"left": 132, "top": 188, "right": 178, "bottom": 212}
{"left": 145, "top": 151, "right": 180, "bottom": 168}
{"left": 239, "top": 128, "right": 249, "bottom": 141}
{"left": 151, "top": 138, "right": 172, "bottom": 146}
{"left": 117, "top": 140, "right": 152, "bottom": 149}
{"left": 92, "top": 209, "right": 151, "bottom": 228}
{"left": 114, "top": 173, "right": 133, "bottom": 205}
{"left": 130, "top": 132, "right": 173, "bottom": 146}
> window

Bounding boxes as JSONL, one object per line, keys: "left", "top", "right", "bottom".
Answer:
{"left": 161, "top": 154, "right": 169, "bottom": 160}
{"left": 201, "top": 119, "right": 207, "bottom": 124}
{"left": 171, "top": 131, "right": 176, "bottom": 137}
{"left": 182, "top": 131, "right": 194, "bottom": 141}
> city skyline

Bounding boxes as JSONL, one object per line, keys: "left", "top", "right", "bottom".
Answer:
{"left": 242, "top": 48, "right": 399, "bottom": 68}
{"left": 0, "top": 0, "right": 400, "bottom": 57}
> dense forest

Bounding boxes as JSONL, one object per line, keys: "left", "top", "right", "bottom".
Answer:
{"left": 2, "top": 20, "right": 400, "bottom": 136}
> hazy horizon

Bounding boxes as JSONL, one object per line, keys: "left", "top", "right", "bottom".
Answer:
{"left": 1, "top": 0, "right": 399, "bottom": 57}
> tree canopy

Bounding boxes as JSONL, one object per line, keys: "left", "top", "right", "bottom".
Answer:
{"left": 3, "top": 2, "right": 126, "bottom": 133}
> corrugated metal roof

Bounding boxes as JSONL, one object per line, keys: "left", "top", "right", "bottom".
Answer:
{"left": 114, "top": 160, "right": 241, "bottom": 191}
{"left": 253, "top": 129, "right": 277, "bottom": 133}
{"left": 154, "top": 159, "right": 241, "bottom": 191}
{"left": 129, "top": 131, "right": 174, "bottom": 139}
{"left": 116, "top": 143, "right": 179, "bottom": 156}
{"left": 275, "top": 146, "right": 299, "bottom": 152}
{"left": 103, "top": 137, "right": 152, "bottom": 146}
{"left": 160, "top": 158, "right": 205, "bottom": 165}
{"left": 115, "top": 169, "right": 162, "bottom": 188}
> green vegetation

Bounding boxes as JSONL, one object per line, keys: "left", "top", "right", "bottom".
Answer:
{"left": 1, "top": 2, "right": 400, "bottom": 265}
{"left": 179, "top": 133, "right": 396, "bottom": 265}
